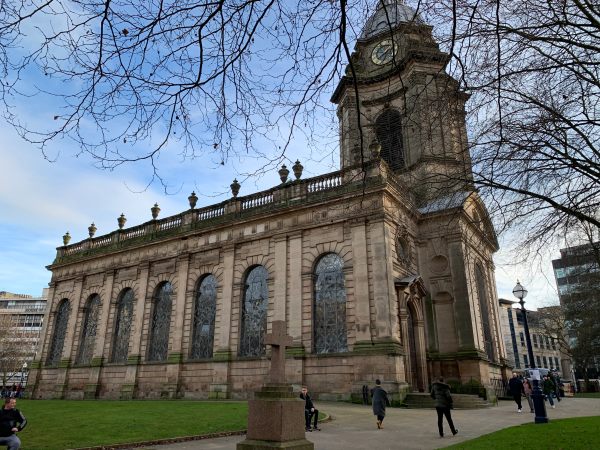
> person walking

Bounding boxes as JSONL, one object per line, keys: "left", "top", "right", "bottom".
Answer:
{"left": 508, "top": 373, "right": 525, "bottom": 412}
{"left": 551, "top": 372, "right": 562, "bottom": 402}
{"left": 542, "top": 375, "right": 556, "bottom": 408}
{"left": 523, "top": 378, "right": 534, "bottom": 413}
{"left": 0, "top": 398, "right": 27, "bottom": 450}
{"left": 370, "top": 379, "right": 390, "bottom": 429}
{"left": 299, "top": 386, "right": 320, "bottom": 432}
{"left": 430, "top": 377, "right": 458, "bottom": 438}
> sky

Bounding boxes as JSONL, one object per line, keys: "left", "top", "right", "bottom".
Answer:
{"left": 0, "top": 114, "right": 562, "bottom": 310}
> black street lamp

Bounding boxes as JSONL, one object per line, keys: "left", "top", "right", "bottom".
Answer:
{"left": 20, "top": 362, "right": 28, "bottom": 385}
{"left": 513, "top": 280, "right": 549, "bottom": 424}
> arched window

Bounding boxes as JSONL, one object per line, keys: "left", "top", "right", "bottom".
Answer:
{"left": 46, "top": 299, "right": 71, "bottom": 367}
{"left": 190, "top": 275, "right": 217, "bottom": 359}
{"left": 147, "top": 282, "right": 173, "bottom": 362}
{"left": 111, "top": 289, "right": 134, "bottom": 363}
{"left": 239, "top": 266, "right": 268, "bottom": 357}
{"left": 76, "top": 294, "right": 101, "bottom": 365}
{"left": 375, "top": 109, "right": 405, "bottom": 169}
{"left": 314, "top": 253, "right": 347, "bottom": 354}
{"left": 475, "top": 264, "right": 496, "bottom": 362}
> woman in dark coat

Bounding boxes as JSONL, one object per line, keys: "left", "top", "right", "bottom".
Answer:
{"left": 371, "top": 379, "right": 390, "bottom": 429}
{"left": 430, "top": 377, "right": 458, "bottom": 438}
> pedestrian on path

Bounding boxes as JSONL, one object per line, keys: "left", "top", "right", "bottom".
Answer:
{"left": 543, "top": 375, "right": 556, "bottom": 408}
{"left": 508, "top": 373, "right": 525, "bottom": 412}
{"left": 551, "top": 371, "right": 562, "bottom": 402}
{"left": 430, "top": 377, "right": 458, "bottom": 438}
{"left": 370, "top": 379, "right": 390, "bottom": 429}
{"left": 523, "top": 378, "right": 534, "bottom": 413}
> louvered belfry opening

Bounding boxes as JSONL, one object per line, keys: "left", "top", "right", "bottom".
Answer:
{"left": 375, "top": 109, "right": 405, "bottom": 170}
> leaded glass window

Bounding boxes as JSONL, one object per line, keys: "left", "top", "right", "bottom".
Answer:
{"left": 111, "top": 289, "right": 134, "bottom": 363}
{"left": 76, "top": 294, "right": 101, "bottom": 365}
{"left": 375, "top": 109, "right": 405, "bottom": 170}
{"left": 475, "top": 264, "right": 496, "bottom": 362}
{"left": 46, "top": 299, "right": 71, "bottom": 367}
{"left": 239, "top": 266, "right": 268, "bottom": 357}
{"left": 147, "top": 282, "right": 173, "bottom": 362}
{"left": 314, "top": 253, "right": 347, "bottom": 354}
{"left": 190, "top": 275, "right": 217, "bottom": 359}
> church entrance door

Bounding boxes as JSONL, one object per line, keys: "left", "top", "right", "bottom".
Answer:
{"left": 406, "top": 305, "right": 421, "bottom": 391}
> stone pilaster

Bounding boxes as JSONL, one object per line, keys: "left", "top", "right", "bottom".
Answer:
{"left": 55, "top": 276, "right": 84, "bottom": 398}
{"left": 272, "top": 234, "right": 287, "bottom": 323}
{"left": 211, "top": 244, "right": 235, "bottom": 398}
{"left": 447, "top": 238, "right": 475, "bottom": 350}
{"left": 121, "top": 263, "right": 150, "bottom": 399}
{"left": 368, "top": 220, "right": 394, "bottom": 339}
{"left": 350, "top": 219, "right": 373, "bottom": 344}
{"left": 85, "top": 270, "right": 115, "bottom": 399}
{"left": 165, "top": 254, "right": 190, "bottom": 397}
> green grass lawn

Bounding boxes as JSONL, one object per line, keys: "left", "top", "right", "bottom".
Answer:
{"left": 16, "top": 400, "right": 248, "bottom": 450}
{"left": 574, "top": 392, "right": 600, "bottom": 398}
{"left": 442, "top": 416, "right": 600, "bottom": 450}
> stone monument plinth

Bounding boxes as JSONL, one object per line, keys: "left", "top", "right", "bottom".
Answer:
{"left": 237, "top": 321, "right": 314, "bottom": 450}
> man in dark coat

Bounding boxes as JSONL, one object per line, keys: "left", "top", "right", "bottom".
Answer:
{"left": 370, "top": 379, "right": 390, "bottom": 429}
{"left": 551, "top": 372, "right": 562, "bottom": 402}
{"left": 0, "top": 398, "right": 27, "bottom": 450}
{"left": 542, "top": 375, "right": 556, "bottom": 408}
{"left": 300, "top": 386, "right": 320, "bottom": 431}
{"left": 508, "top": 372, "right": 525, "bottom": 412}
{"left": 430, "top": 377, "right": 458, "bottom": 438}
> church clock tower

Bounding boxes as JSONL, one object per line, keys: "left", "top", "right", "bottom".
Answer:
{"left": 332, "top": 0, "right": 473, "bottom": 205}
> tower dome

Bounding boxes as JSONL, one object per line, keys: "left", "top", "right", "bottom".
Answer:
{"left": 360, "top": 0, "right": 424, "bottom": 40}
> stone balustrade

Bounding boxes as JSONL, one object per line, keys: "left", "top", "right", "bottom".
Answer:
{"left": 54, "top": 161, "right": 388, "bottom": 264}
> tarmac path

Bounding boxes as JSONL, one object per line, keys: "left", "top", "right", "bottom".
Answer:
{"left": 128, "top": 397, "right": 599, "bottom": 450}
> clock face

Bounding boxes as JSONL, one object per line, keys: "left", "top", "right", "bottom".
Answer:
{"left": 371, "top": 39, "right": 398, "bottom": 65}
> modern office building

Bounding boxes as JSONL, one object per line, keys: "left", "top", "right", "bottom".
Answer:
{"left": 553, "top": 241, "right": 600, "bottom": 300}
{"left": 552, "top": 241, "right": 600, "bottom": 381}
{"left": 0, "top": 289, "right": 48, "bottom": 386}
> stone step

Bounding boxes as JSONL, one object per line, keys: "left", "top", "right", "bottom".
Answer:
{"left": 403, "top": 393, "right": 490, "bottom": 409}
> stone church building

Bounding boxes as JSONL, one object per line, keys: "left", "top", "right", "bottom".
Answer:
{"left": 29, "top": 1, "right": 509, "bottom": 401}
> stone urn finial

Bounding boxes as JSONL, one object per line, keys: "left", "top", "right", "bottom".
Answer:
{"left": 369, "top": 140, "right": 381, "bottom": 159}
{"left": 62, "top": 231, "right": 71, "bottom": 246}
{"left": 292, "top": 160, "right": 303, "bottom": 180}
{"left": 278, "top": 164, "right": 289, "bottom": 183}
{"left": 88, "top": 222, "right": 97, "bottom": 238}
{"left": 151, "top": 203, "right": 161, "bottom": 220}
{"left": 230, "top": 179, "right": 241, "bottom": 198}
{"left": 188, "top": 191, "right": 198, "bottom": 209}
{"left": 117, "top": 213, "right": 127, "bottom": 230}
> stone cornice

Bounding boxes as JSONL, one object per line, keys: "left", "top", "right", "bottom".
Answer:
{"left": 331, "top": 49, "right": 450, "bottom": 104}
{"left": 49, "top": 163, "right": 393, "bottom": 270}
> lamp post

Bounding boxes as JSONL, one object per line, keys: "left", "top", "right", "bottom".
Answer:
{"left": 513, "top": 281, "right": 548, "bottom": 423}
{"left": 20, "top": 362, "right": 27, "bottom": 385}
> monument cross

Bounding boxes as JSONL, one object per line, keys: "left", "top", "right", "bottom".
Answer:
{"left": 264, "top": 320, "right": 293, "bottom": 384}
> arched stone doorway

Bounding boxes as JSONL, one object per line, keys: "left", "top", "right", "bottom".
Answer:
{"left": 406, "top": 302, "right": 420, "bottom": 390}
{"left": 396, "top": 276, "right": 428, "bottom": 392}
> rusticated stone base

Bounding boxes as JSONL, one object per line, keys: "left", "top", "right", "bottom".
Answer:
{"left": 237, "top": 384, "right": 313, "bottom": 450}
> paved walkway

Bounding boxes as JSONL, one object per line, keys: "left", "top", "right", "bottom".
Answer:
{"left": 131, "top": 398, "right": 599, "bottom": 450}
